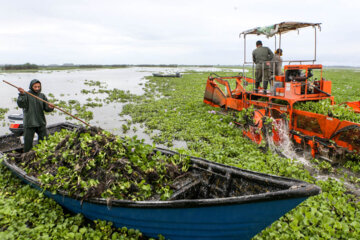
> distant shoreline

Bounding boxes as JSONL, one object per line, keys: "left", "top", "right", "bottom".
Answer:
{"left": 0, "top": 64, "right": 359, "bottom": 73}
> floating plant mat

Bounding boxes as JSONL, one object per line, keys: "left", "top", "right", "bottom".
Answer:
{"left": 6, "top": 127, "right": 191, "bottom": 201}
{"left": 0, "top": 107, "right": 8, "bottom": 121}
{"left": 4, "top": 126, "right": 283, "bottom": 202}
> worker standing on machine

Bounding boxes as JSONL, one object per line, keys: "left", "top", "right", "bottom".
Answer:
{"left": 271, "top": 48, "right": 283, "bottom": 76}
{"left": 252, "top": 40, "right": 274, "bottom": 94}
{"left": 17, "top": 79, "right": 54, "bottom": 152}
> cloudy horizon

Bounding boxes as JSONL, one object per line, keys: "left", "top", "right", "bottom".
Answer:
{"left": 1, "top": 0, "right": 359, "bottom": 67}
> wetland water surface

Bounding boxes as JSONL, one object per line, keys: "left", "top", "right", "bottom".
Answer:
{"left": 0, "top": 67, "right": 241, "bottom": 146}
{"left": 0, "top": 68, "right": 147, "bottom": 135}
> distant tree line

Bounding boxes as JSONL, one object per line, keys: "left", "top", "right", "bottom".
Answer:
{"left": 0, "top": 63, "right": 226, "bottom": 71}
{"left": 3, "top": 63, "right": 39, "bottom": 70}
{"left": 79, "top": 65, "right": 104, "bottom": 68}
{"left": 77, "top": 64, "right": 181, "bottom": 68}
{"left": 136, "top": 64, "right": 179, "bottom": 67}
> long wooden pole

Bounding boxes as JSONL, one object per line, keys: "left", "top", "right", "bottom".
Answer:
{"left": 3, "top": 80, "right": 91, "bottom": 127}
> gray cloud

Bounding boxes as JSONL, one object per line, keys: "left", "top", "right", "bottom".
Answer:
{"left": 0, "top": 0, "right": 359, "bottom": 66}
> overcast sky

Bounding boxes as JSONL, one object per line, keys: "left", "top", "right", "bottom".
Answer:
{"left": 1, "top": 0, "right": 359, "bottom": 66}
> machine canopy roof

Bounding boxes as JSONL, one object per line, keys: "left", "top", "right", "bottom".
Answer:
{"left": 240, "top": 22, "right": 321, "bottom": 37}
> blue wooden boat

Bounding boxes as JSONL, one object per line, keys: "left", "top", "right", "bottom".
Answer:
{"left": 0, "top": 122, "right": 320, "bottom": 240}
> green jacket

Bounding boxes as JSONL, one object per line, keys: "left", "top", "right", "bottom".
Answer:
{"left": 17, "top": 79, "right": 54, "bottom": 128}
{"left": 252, "top": 46, "right": 274, "bottom": 69}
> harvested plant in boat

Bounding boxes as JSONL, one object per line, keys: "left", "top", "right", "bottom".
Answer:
{"left": 6, "top": 127, "right": 190, "bottom": 201}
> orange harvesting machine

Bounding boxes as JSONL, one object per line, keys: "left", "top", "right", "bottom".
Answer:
{"left": 204, "top": 22, "right": 360, "bottom": 162}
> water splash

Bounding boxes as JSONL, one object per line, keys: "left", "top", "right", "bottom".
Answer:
{"left": 266, "top": 118, "right": 360, "bottom": 196}
{"left": 266, "top": 118, "right": 311, "bottom": 167}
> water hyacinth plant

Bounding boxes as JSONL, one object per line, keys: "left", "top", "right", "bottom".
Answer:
{"left": 7, "top": 127, "right": 190, "bottom": 202}
{"left": 294, "top": 99, "right": 360, "bottom": 123}
{"left": 1, "top": 68, "right": 360, "bottom": 239}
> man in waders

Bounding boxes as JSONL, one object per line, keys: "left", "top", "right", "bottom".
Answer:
{"left": 252, "top": 40, "right": 274, "bottom": 94}
{"left": 17, "top": 79, "right": 54, "bottom": 152}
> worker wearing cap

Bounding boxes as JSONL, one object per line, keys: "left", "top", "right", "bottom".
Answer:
{"left": 252, "top": 40, "right": 274, "bottom": 94}
{"left": 271, "top": 48, "right": 283, "bottom": 76}
{"left": 17, "top": 79, "right": 54, "bottom": 152}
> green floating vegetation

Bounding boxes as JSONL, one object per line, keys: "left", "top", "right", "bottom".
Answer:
{"left": 0, "top": 107, "right": 9, "bottom": 121}
{"left": 47, "top": 78, "right": 142, "bottom": 123}
{"left": 81, "top": 79, "right": 140, "bottom": 104}
{"left": 235, "top": 105, "right": 256, "bottom": 125}
{"left": 7, "top": 127, "right": 189, "bottom": 201}
{"left": 46, "top": 96, "right": 94, "bottom": 122}
{"left": 325, "top": 69, "right": 360, "bottom": 103}
{"left": 104, "top": 89, "right": 140, "bottom": 103}
{"left": 84, "top": 79, "right": 108, "bottom": 88}
{"left": 255, "top": 179, "right": 360, "bottom": 240}
{"left": 294, "top": 99, "right": 360, "bottom": 123}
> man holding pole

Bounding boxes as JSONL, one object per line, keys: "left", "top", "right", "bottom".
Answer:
{"left": 17, "top": 79, "right": 54, "bottom": 152}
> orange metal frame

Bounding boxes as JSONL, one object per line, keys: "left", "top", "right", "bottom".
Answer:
{"left": 203, "top": 64, "right": 360, "bottom": 160}
{"left": 343, "top": 101, "right": 360, "bottom": 113}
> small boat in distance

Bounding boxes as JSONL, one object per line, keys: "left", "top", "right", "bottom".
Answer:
{"left": 0, "top": 122, "right": 320, "bottom": 240}
{"left": 152, "top": 72, "right": 181, "bottom": 77}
